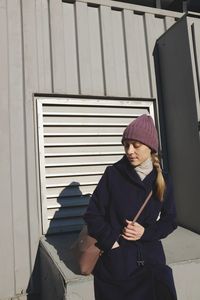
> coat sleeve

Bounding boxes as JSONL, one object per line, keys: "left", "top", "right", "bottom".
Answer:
{"left": 83, "top": 167, "right": 119, "bottom": 252}
{"left": 140, "top": 175, "right": 177, "bottom": 242}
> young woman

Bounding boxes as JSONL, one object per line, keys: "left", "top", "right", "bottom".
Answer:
{"left": 84, "top": 114, "right": 177, "bottom": 300}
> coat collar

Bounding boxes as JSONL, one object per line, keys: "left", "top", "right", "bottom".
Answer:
{"left": 113, "top": 155, "right": 157, "bottom": 192}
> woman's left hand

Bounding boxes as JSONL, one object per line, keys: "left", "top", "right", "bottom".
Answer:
{"left": 122, "top": 220, "right": 145, "bottom": 241}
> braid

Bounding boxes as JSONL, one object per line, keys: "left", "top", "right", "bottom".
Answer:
{"left": 151, "top": 153, "right": 166, "bottom": 202}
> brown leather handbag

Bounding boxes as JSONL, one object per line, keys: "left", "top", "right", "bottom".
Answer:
{"left": 74, "top": 225, "right": 102, "bottom": 275}
{"left": 76, "top": 190, "right": 152, "bottom": 276}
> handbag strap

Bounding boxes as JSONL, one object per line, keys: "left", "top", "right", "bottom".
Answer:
{"left": 132, "top": 190, "right": 153, "bottom": 224}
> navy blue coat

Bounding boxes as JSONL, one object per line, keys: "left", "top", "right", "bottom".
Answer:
{"left": 84, "top": 155, "right": 177, "bottom": 300}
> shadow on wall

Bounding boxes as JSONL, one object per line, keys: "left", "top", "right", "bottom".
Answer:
{"left": 26, "top": 182, "right": 90, "bottom": 299}
{"left": 45, "top": 181, "right": 89, "bottom": 274}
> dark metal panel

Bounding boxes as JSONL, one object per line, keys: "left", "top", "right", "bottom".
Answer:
{"left": 155, "top": 15, "right": 200, "bottom": 233}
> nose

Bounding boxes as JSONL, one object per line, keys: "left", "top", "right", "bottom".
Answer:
{"left": 127, "top": 144, "right": 135, "bottom": 155}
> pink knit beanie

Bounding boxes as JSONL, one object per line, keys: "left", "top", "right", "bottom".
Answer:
{"left": 121, "top": 114, "right": 158, "bottom": 153}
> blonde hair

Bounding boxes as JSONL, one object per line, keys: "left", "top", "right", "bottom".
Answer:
{"left": 151, "top": 153, "right": 166, "bottom": 202}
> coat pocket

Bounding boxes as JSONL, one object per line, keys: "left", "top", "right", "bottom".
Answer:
{"left": 102, "top": 245, "right": 140, "bottom": 280}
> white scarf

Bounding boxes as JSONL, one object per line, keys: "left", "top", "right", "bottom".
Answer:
{"left": 135, "top": 158, "right": 153, "bottom": 181}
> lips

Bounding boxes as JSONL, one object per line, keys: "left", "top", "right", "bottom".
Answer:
{"left": 128, "top": 157, "right": 138, "bottom": 161}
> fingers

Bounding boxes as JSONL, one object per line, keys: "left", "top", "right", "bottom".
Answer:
{"left": 122, "top": 220, "right": 145, "bottom": 241}
{"left": 121, "top": 234, "right": 140, "bottom": 241}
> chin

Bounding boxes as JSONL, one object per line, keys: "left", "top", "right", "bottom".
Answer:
{"left": 129, "top": 160, "right": 140, "bottom": 167}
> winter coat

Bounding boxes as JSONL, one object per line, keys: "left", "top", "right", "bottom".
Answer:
{"left": 84, "top": 155, "right": 177, "bottom": 300}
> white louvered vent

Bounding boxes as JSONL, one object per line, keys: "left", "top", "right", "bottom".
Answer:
{"left": 35, "top": 97, "right": 155, "bottom": 234}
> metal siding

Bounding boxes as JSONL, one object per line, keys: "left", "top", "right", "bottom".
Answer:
{"left": 63, "top": 2, "right": 79, "bottom": 93}
{"left": 165, "top": 16, "right": 176, "bottom": 30}
{"left": 0, "top": 1, "right": 15, "bottom": 298}
{"left": 35, "top": 0, "right": 52, "bottom": 92}
{"left": 144, "top": 13, "right": 166, "bottom": 98}
{"left": 0, "top": 0, "right": 183, "bottom": 298}
{"left": 48, "top": 1, "right": 178, "bottom": 97}
{"left": 88, "top": 6, "right": 105, "bottom": 95}
{"left": 21, "top": 0, "right": 45, "bottom": 292}
{"left": 7, "top": 0, "right": 31, "bottom": 294}
{"left": 123, "top": 10, "right": 151, "bottom": 97}
{"left": 35, "top": 97, "right": 155, "bottom": 234}
{"left": 111, "top": 9, "right": 129, "bottom": 96}
{"left": 99, "top": 5, "right": 117, "bottom": 95}
{"left": 76, "top": 2, "right": 93, "bottom": 94}
{"left": 49, "top": 0, "right": 67, "bottom": 92}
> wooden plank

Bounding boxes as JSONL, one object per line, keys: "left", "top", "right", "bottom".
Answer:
{"left": 99, "top": 5, "right": 116, "bottom": 95}
{"left": 0, "top": 1, "right": 15, "bottom": 297}
{"left": 123, "top": 10, "right": 151, "bottom": 97}
{"left": 111, "top": 9, "right": 129, "bottom": 96}
{"left": 75, "top": 2, "right": 92, "bottom": 94}
{"left": 49, "top": 0, "right": 66, "bottom": 92}
{"left": 88, "top": 5, "right": 104, "bottom": 95}
{"left": 35, "top": 0, "right": 52, "bottom": 92}
{"left": 62, "top": 2, "right": 79, "bottom": 94}
{"left": 7, "top": 0, "right": 31, "bottom": 294}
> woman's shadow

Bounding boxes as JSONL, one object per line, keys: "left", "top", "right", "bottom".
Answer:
{"left": 45, "top": 181, "right": 91, "bottom": 275}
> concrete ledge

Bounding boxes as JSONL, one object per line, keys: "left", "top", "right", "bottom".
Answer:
{"left": 162, "top": 227, "right": 200, "bottom": 300}
{"left": 40, "top": 227, "right": 200, "bottom": 300}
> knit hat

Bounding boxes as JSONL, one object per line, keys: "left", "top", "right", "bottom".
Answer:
{"left": 121, "top": 114, "right": 158, "bottom": 153}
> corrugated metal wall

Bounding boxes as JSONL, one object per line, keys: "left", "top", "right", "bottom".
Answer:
{"left": 0, "top": 0, "right": 181, "bottom": 298}
{"left": 49, "top": 0, "right": 179, "bottom": 97}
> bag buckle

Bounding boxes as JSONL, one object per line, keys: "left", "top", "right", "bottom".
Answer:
{"left": 137, "top": 260, "right": 145, "bottom": 266}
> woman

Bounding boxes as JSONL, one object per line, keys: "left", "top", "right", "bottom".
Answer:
{"left": 84, "top": 114, "right": 177, "bottom": 300}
